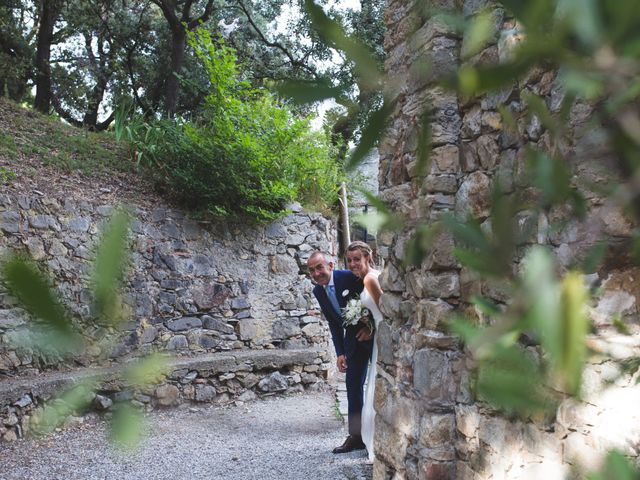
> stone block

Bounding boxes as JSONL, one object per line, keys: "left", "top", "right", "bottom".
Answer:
{"left": 415, "top": 299, "right": 454, "bottom": 330}
{"left": 407, "top": 271, "right": 460, "bottom": 299}
{"left": 231, "top": 298, "right": 251, "bottom": 310}
{"left": 430, "top": 145, "right": 460, "bottom": 174}
{"left": 166, "top": 317, "right": 202, "bottom": 332}
{"left": 48, "top": 239, "right": 68, "bottom": 257}
{"left": 167, "top": 335, "right": 188, "bottom": 350}
{"left": 258, "top": 371, "right": 288, "bottom": 392}
{"left": 140, "top": 326, "right": 158, "bottom": 344}
{"left": 476, "top": 135, "right": 499, "bottom": 170}
{"left": 26, "top": 237, "right": 45, "bottom": 261}
{"left": 376, "top": 321, "right": 394, "bottom": 365}
{"left": 374, "top": 417, "right": 410, "bottom": 471}
{"left": 418, "top": 461, "right": 456, "bottom": 480}
{"left": 422, "top": 175, "right": 458, "bottom": 194}
{"left": 413, "top": 349, "right": 457, "bottom": 402}
{"left": 456, "top": 404, "right": 480, "bottom": 438}
{"left": 238, "top": 319, "right": 259, "bottom": 340}
{"left": 0, "top": 309, "right": 27, "bottom": 329}
{"left": 272, "top": 318, "right": 301, "bottom": 340}
{"left": 195, "top": 385, "right": 216, "bottom": 402}
{"left": 456, "top": 171, "right": 491, "bottom": 218}
{"left": 29, "top": 215, "right": 54, "bottom": 230}
{"left": 460, "top": 141, "right": 479, "bottom": 173}
{"left": 419, "top": 413, "right": 455, "bottom": 448}
{"left": 379, "top": 262, "right": 406, "bottom": 293}
{"left": 67, "top": 216, "right": 91, "bottom": 232}
{"left": 193, "top": 284, "right": 231, "bottom": 310}
{"left": 202, "top": 315, "right": 235, "bottom": 334}
{"left": 301, "top": 323, "right": 322, "bottom": 338}
{"left": 462, "top": 106, "right": 482, "bottom": 138}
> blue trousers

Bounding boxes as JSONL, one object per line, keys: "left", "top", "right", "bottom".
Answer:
{"left": 346, "top": 339, "right": 372, "bottom": 436}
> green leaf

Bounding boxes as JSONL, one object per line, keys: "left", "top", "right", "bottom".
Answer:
{"left": 30, "top": 380, "right": 96, "bottom": 435}
{"left": 462, "top": 9, "right": 495, "bottom": 59}
{"left": 580, "top": 242, "right": 607, "bottom": 273}
{"left": 522, "top": 91, "right": 560, "bottom": 134}
{"left": 110, "top": 401, "right": 144, "bottom": 450}
{"left": 404, "top": 224, "right": 441, "bottom": 267}
{"left": 476, "top": 345, "right": 552, "bottom": 416}
{"left": 346, "top": 100, "right": 391, "bottom": 170}
{"left": 2, "top": 255, "right": 79, "bottom": 350}
{"left": 441, "top": 214, "right": 490, "bottom": 251}
{"left": 557, "top": 271, "right": 589, "bottom": 395}
{"left": 471, "top": 295, "right": 501, "bottom": 316}
{"left": 273, "top": 80, "right": 343, "bottom": 105}
{"left": 416, "top": 111, "right": 432, "bottom": 177}
{"left": 92, "top": 209, "right": 131, "bottom": 326}
{"left": 556, "top": 0, "right": 603, "bottom": 48}
{"left": 304, "top": 0, "right": 381, "bottom": 91}
{"left": 124, "top": 354, "right": 170, "bottom": 388}
{"left": 353, "top": 190, "right": 404, "bottom": 234}
{"left": 587, "top": 450, "right": 640, "bottom": 480}
{"left": 522, "top": 246, "right": 561, "bottom": 344}
{"left": 558, "top": 68, "right": 604, "bottom": 101}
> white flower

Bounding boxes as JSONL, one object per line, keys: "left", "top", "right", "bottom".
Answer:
{"left": 341, "top": 294, "right": 374, "bottom": 333}
{"left": 341, "top": 289, "right": 349, "bottom": 297}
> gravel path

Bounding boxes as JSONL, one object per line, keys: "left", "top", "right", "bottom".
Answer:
{"left": 0, "top": 391, "right": 372, "bottom": 480}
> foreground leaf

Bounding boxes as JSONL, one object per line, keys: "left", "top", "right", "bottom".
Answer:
{"left": 92, "top": 209, "right": 131, "bottom": 326}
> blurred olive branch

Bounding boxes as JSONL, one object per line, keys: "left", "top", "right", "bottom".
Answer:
{"left": 284, "top": 1, "right": 640, "bottom": 470}
{"left": 2, "top": 209, "right": 169, "bottom": 447}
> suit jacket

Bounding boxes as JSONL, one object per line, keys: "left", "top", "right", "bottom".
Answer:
{"left": 313, "top": 269, "right": 366, "bottom": 359}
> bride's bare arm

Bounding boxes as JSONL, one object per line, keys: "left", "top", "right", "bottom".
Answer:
{"left": 364, "top": 273, "right": 383, "bottom": 306}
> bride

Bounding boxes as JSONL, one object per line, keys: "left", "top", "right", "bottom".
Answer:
{"left": 345, "top": 241, "right": 383, "bottom": 462}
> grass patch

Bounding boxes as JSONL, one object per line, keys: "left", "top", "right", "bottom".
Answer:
{"left": 0, "top": 98, "right": 132, "bottom": 175}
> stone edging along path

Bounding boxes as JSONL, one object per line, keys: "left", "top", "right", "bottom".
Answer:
{"left": 0, "top": 348, "right": 330, "bottom": 443}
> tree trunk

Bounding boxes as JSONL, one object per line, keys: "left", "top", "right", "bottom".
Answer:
{"left": 82, "top": 77, "right": 108, "bottom": 130}
{"left": 34, "top": 0, "right": 61, "bottom": 113}
{"left": 165, "top": 28, "right": 186, "bottom": 117}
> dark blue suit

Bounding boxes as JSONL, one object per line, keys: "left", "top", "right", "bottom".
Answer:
{"left": 313, "top": 269, "right": 373, "bottom": 435}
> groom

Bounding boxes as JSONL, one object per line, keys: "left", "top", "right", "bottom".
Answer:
{"left": 307, "top": 250, "right": 373, "bottom": 454}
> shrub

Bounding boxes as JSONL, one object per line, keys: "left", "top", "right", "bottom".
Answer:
{"left": 117, "top": 29, "right": 341, "bottom": 222}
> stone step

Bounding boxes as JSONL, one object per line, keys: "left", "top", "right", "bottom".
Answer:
{"left": 0, "top": 348, "right": 331, "bottom": 443}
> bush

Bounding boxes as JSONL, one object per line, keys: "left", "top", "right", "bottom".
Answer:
{"left": 118, "top": 29, "right": 341, "bottom": 222}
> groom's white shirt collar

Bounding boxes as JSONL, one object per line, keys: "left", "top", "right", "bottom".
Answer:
{"left": 326, "top": 271, "right": 336, "bottom": 289}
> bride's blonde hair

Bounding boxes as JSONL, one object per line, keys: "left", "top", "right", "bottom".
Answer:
{"left": 345, "top": 241, "right": 375, "bottom": 267}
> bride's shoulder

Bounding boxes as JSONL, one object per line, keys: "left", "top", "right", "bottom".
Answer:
{"left": 366, "top": 269, "right": 381, "bottom": 279}
{"left": 364, "top": 270, "right": 381, "bottom": 285}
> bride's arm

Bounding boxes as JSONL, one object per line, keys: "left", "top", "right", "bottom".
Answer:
{"left": 364, "top": 273, "right": 383, "bottom": 306}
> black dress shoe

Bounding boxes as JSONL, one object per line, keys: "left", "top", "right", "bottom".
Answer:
{"left": 332, "top": 435, "right": 366, "bottom": 454}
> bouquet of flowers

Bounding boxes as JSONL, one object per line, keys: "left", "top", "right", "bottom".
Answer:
{"left": 342, "top": 294, "right": 375, "bottom": 333}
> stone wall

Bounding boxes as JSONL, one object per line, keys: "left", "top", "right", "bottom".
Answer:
{"left": 0, "top": 191, "right": 339, "bottom": 441}
{"left": 0, "top": 194, "right": 335, "bottom": 375}
{"left": 374, "top": 1, "right": 640, "bottom": 479}
{"left": 0, "top": 348, "right": 329, "bottom": 443}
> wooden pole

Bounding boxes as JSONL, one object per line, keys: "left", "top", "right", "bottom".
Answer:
{"left": 339, "top": 182, "right": 351, "bottom": 251}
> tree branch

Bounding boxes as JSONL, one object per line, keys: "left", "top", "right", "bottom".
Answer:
{"left": 51, "top": 92, "right": 82, "bottom": 127}
{"left": 96, "top": 111, "right": 115, "bottom": 131}
{"left": 187, "top": 0, "right": 216, "bottom": 29}
{"left": 234, "top": 0, "right": 318, "bottom": 78}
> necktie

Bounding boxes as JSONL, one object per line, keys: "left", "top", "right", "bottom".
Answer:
{"left": 326, "top": 284, "right": 341, "bottom": 315}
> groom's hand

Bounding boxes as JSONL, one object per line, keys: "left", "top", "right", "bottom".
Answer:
{"left": 356, "top": 328, "right": 373, "bottom": 342}
{"left": 337, "top": 355, "right": 347, "bottom": 373}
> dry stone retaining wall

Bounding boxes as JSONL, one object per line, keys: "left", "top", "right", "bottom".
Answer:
{"left": 0, "top": 348, "right": 329, "bottom": 443}
{"left": 0, "top": 192, "right": 339, "bottom": 442}
{"left": 374, "top": 1, "right": 640, "bottom": 479}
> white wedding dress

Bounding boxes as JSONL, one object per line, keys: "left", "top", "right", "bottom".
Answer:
{"left": 361, "top": 270, "right": 382, "bottom": 462}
